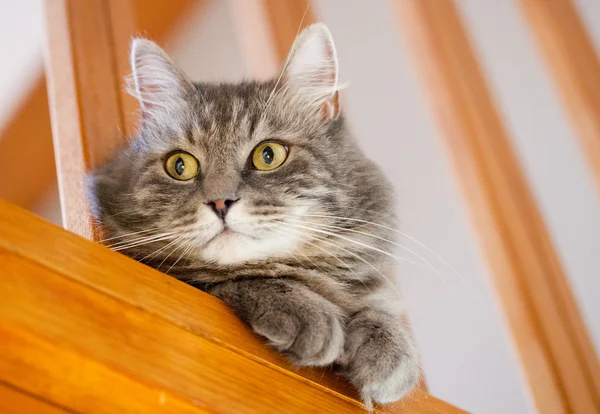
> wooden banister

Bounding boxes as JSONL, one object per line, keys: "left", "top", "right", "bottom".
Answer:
{"left": 518, "top": 0, "right": 600, "bottom": 192}
{"left": 43, "top": 0, "right": 137, "bottom": 239}
{"left": 394, "top": 1, "right": 600, "bottom": 413}
{"left": 0, "top": 200, "right": 464, "bottom": 413}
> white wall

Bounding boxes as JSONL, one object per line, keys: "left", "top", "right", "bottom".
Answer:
{"left": 0, "top": 0, "right": 43, "bottom": 128}
{"left": 1, "top": 1, "right": 599, "bottom": 413}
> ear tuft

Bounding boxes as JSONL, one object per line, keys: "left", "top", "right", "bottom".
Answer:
{"left": 127, "top": 38, "right": 193, "bottom": 114}
{"left": 281, "top": 23, "right": 341, "bottom": 119}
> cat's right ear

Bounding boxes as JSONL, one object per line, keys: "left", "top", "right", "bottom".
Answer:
{"left": 127, "top": 38, "right": 194, "bottom": 116}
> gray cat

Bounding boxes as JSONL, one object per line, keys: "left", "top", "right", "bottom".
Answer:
{"left": 89, "top": 23, "right": 419, "bottom": 408}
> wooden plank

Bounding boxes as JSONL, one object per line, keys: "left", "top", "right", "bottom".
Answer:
{"left": 0, "top": 384, "right": 69, "bottom": 414}
{"left": 518, "top": 0, "right": 600, "bottom": 192}
{"left": 43, "top": 0, "right": 136, "bottom": 239}
{"left": 0, "top": 200, "right": 464, "bottom": 414}
{"left": 394, "top": 1, "right": 600, "bottom": 413}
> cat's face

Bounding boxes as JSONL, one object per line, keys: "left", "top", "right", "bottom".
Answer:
{"left": 91, "top": 24, "right": 388, "bottom": 266}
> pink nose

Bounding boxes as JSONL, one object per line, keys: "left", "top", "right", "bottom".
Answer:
{"left": 207, "top": 198, "right": 238, "bottom": 219}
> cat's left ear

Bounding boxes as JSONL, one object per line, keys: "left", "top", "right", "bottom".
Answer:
{"left": 127, "top": 38, "right": 194, "bottom": 116}
{"left": 281, "top": 23, "right": 340, "bottom": 120}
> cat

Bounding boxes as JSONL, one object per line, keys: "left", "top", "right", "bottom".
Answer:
{"left": 89, "top": 23, "right": 419, "bottom": 408}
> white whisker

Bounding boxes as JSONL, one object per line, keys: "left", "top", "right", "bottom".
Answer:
{"left": 166, "top": 238, "right": 198, "bottom": 275}
{"left": 271, "top": 225, "right": 371, "bottom": 293}
{"left": 97, "top": 227, "right": 161, "bottom": 244}
{"left": 140, "top": 235, "right": 187, "bottom": 263}
{"left": 109, "top": 233, "right": 178, "bottom": 251}
{"left": 279, "top": 221, "right": 427, "bottom": 270}
{"left": 275, "top": 222, "right": 399, "bottom": 297}
{"left": 296, "top": 213, "right": 475, "bottom": 295}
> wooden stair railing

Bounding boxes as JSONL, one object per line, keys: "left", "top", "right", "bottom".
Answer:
{"left": 44, "top": 0, "right": 136, "bottom": 238}
{"left": 518, "top": 0, "right": 600, "bottom": 193}
{"left": 0, "top": 200, "right": 463, "bottom": 413}
{"left": 395, "top": 1, "right": 600, "bottom": 413}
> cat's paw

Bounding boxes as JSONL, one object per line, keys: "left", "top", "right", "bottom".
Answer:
{"left": 341, "top": 309, "right": 419, "bottom": 407}
{"left": 251, "top": 299, "right": 345, "bottom": 367}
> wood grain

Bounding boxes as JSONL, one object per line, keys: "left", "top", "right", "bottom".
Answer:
{"left": 0, "top": 384, "right": 69, "bottom": 414}
{"left": 43, "top": 0, "right": 137, "bottom": 239}
{"left": 0, "top": 200, "right": 464, "bottom": 413}
{"left": 518, "top": 0, "right": 600, "bottom": 192}
{"left": 394, "top": 1, "right": 600, "bottom": 413}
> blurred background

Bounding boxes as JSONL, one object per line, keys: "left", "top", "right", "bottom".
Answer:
{"left": 1, "top": 1, "right": 599, "bottom": 412}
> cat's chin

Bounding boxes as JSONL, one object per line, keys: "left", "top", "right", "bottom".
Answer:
{"left": 200, "top": 229, "right": 299, "bottom": 265}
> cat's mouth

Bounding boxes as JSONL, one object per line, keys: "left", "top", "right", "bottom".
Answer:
{"left": 204, "top": 222, "right": 256, "bottom": 246}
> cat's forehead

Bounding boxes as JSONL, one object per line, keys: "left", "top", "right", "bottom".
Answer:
{"left": 140, "top": 79, "right": 308, "bottom": 160}
{"left": 191, "top": 81, "right": 272, "bottom": 144}
{"left": 196, "top": 81, "right": 272, "bottom": 119}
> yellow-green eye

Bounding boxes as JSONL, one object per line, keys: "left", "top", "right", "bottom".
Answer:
{"left": 165, "top": 152, "right": 199, "bottom": 181}
{"left": 252, "top": 142, "right": 288, "bottom": 171}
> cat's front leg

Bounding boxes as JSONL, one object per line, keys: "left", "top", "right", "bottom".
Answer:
{"left": 339, "top": 308, "right": 420, "bottom": 407}
{"left": 208, "top": 278, "right": 346, "bottom": 366}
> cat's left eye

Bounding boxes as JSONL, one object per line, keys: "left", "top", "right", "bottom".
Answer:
{"left": 165, "top": 152, "right": 199, "bottom": 181}
{"left": 252, "top": 142, "right": 288, "bottom": 171}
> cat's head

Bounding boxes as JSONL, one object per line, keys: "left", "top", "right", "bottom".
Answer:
{"left": 90, "top": 23, "right": 392, "bottom": 266}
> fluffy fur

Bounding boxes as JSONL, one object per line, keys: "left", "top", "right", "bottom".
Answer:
{"left": 89, "top": 23, "right": 419, "bottom": 407}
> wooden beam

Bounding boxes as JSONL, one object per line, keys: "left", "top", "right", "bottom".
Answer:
{"left": 518, "top": 0, "right": 600, "bottom": 192}
{"left": 43, "top": 0, "right": 136, "bottom": 238}
{"left": 394, "top": 1, "right": 600, "bottom": 413}
{"left": 0, "top": 0, "right": 200, "bottom": 212}
{"left": 0, "top": 199, "right": 465, "bottom": 413}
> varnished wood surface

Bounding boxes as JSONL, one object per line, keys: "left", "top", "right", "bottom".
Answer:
{"left": 395, "top": 1, "right": 600, "bottom": 413}
{"left": 0, "top": 385, "right": 69, "bottom": 414}
{"left": 0, "top": 199, "right": 465, "bottom": 413}
{"left": 518, "top": 0, "right": 600, "bottom": 193}
{"left": 44, "top": 0, "right": 137, "bottom": 239}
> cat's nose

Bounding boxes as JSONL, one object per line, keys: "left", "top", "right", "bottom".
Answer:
{"left": 207, "top": 198, "right": 238, "bottom": 220}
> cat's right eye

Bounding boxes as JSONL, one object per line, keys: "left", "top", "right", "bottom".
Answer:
{"left": 252, "top": 142, "right": 288, "bottom": 171}
{"left": 165, "top": 152, "right": 199, "bottom": 181}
